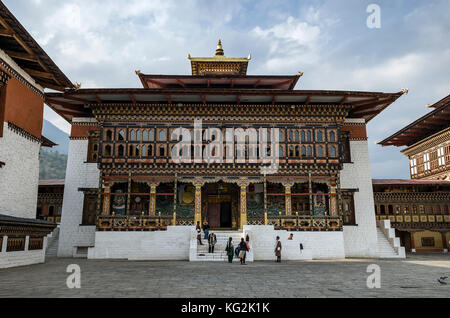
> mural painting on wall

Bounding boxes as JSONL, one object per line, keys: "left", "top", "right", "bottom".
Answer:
{"left": 176, "top": 184, "right": 195, "bottom": 218}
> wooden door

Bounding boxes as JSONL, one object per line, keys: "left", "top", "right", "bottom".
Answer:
{"left": 208, "top": 202, "right": 221, "bottom": 228}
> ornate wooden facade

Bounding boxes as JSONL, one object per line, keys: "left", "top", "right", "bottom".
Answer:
{"left": 380, "top": 94, "right": 450, "bottom": 181}
{"left": 36, "top": 179, "right": 64, "bottom": 223}
{"left": 373, "top": 179, "right": 450, "bottom": 252}
{"left": 45, "top": 41, "right": 406, "bottom": 232}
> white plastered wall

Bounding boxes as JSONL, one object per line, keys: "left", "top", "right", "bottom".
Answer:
{"left": 57, "top": 118, "right": 99, "bottom": 257}
{"left": 0, "top": 123, "right": 41, "bottom": 218}
{"left": 0, "top": 49, "right": 44, "bottom": 219}
{"left": 341, "top": 119, "right": 379, "bottom": 258}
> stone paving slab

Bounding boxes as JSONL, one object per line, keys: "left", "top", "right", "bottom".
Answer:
{"left": 0, "top": 254, "right": 449, "bottom": 298}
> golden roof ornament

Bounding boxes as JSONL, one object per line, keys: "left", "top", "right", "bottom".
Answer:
{"left": 215, "top": 39, "right": 224, "bottom": 56}
{"left": 401, "top": 88, "right": 409, "bottom": 94}
{"left": 74, "top": 82, "right": 82, "bottom": 89}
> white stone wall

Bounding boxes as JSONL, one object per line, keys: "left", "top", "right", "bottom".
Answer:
{"left": 0, "top": 123, "right": 41, "bottom": 218}
{"left": 88, "top": 226, "right": 195, "bottom": 260}
{"left": 244, "top": 225, "right": 345, "bottom": 260}
{"left": 341, "top": 134, "right": 379, "bottom": 258}
{"left": 0, "top": 235, "right": 48, "bottom": 269}
{"left": 58, "top": 136, "right": 99, "bottom": 257}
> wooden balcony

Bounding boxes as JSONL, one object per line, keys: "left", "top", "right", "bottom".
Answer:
{"left": 97, "top": 214, "right": 176, "bottom": 231}
{"left": 248, "top": 215, "right": 343, "bottom": 231}
{"left": 376, "top": 214, "right": 450, "bottom": 230}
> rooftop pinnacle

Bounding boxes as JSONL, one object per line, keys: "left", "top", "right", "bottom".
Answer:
{"left": 215, "top": 39, "right": 224, "bottom": 56}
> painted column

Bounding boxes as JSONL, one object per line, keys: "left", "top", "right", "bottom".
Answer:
{"left": 237, "top": 180, "right": 249, "bottom": 229}
{"left": 441, "top": 232, "right": 448, "bottom": 251}
{"left": 308, "top": 173, "right": 313, "bottom": 215}
{"left": 283, "top": 182, "right": 294, "bottom": 216}
{"left": 102, "top": 181, "right": 111, "bottom": 215}
{"left": 149, "top": 183, "right": 157, "bottom": 216}
{"left": 329, "top": 185, "right": 337, "bottom": 216}
{"left": 194, "top": 182, "right": 203, "bottom": 225}
{"left": 126, "top": 174, "right": 131, "bottom": 215}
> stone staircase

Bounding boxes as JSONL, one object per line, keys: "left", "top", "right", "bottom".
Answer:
{"left": 376, "top": 220, "right": 406, "bottom": 259}
{"left": 45, "top": 227, "right": 60, "bottom": 258}
{"left": 194, "top": 231, "right": 245, "bottom": 261}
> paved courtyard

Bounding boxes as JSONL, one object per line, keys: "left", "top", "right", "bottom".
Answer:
{"left": 0, "top": 254, "right": 449, "bottom": 298}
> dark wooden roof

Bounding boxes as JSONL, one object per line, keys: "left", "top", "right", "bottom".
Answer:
{"left": 0, "top": 2, "right": 73, "bottom": 91}
{"left": 372, "top": 179, "right": 450, "bottom": 186}
{"left": 45, "top": 88, "right": 405, "bottom": 123}
{"left": 138, "top": 74, "right": 301, "bottom": 90}
{"left": 41, "top": 135, "right": 57, "bottom": 148}
{"left": 379, "top": 94, "right": 450, "bottom": 147}
{"left": 0, "top": 213, "right": 56, "bottom": 226}
{"left": 39, "top": 179, "right": 65, "bottom": 186}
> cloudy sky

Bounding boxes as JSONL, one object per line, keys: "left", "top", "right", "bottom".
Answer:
{"left": 4, "top": 0, "right": 450, "bottom": 178}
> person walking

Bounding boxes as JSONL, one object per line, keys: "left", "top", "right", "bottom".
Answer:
{"left": 238, "top": 238, "right": 248, "bottom": 265}
{"left": 225, "top": 237, "right": 234, "bottom": 263}
{"left": 208, "top": 232, "right": 217, "bottom": 253}
{"left": 202, "top": 221, "right": 210, "bottom": 240}
{"left": 196, "top": 222, "right": 203, "bottom": 245}
{"left": 275, "top": 236, "right": 282, "bottom": 262}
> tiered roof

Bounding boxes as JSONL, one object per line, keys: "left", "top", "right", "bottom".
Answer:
{"left": 44, "top": 40, "right": 406, "bottom": 123}
{"left": 379, "top": 94, "right": 450, "bottom": 147}
{"left": 0, "top": 2, "right": 73, "bottom": 91}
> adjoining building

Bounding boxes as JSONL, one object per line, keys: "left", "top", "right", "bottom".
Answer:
{"left": 36, "top": 179, "right": 65, "bottom": 223}
{"left": 378, "top": 94, "right": 450, "bottom": 253}
{"left": 379, "top": 94, "right": 449, "bottom": 181}
{"left": 46, "top": 40, "right": 407, "bottom": 260}
{"left": 373, "top": 179, "right": 449, "bottom": 253}
{"left": 0, "top": 2, "right": 72, "bottom": 268}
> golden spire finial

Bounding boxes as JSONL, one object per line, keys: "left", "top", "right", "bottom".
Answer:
{"left": 215, "top": 39, "right": 224, "bottom": 56}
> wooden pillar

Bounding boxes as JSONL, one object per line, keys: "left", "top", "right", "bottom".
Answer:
{"left": 329, "top": 183, "right": 337, "bottom": 216}
{"left": 410, "top": 232, "right": 416, "bottom": 251}
{"left": 264, "top": 175, "right": 267, "bottom": 216}
{"left": 102, "top": 181, "right": 111, "bottom": 215}
{"left": 308, "top": 173, "right": 313, "bottom": 216}
{"left": 173, "top": 174, "right": 178, "bottom": 216}
{"left": 149, "top": 183, "right": 157, "bottom": 216}
{"left": 336, "top": 171, "right": 342, "bottom": 218}
{"left": 441, "top": 232, "right": 448, "bottom": 251}
{"left": 194, "top": 182, "right": 203, "bottom": 226}
{"left": 283, "top": 182, "right": 293, "bottom": 216}
{"left": 126, "top": 173, "right": 131, "bottom": 215}
{"left": 239, "top": 183, "right": 248, "bottom": 229}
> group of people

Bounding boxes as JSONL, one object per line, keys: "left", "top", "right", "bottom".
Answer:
{"left": 195, "top": 221, "right": 284, "bottom": 263}
{"left": 224, "top": 235, "right": 251, "bottom": 265}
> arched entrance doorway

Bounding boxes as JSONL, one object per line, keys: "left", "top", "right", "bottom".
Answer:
{"left": 204, "top": 182, "right": 238, "bottom": 229}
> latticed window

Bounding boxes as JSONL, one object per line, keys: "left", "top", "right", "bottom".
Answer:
{"left": 87, "top": 134, "right": 99, "bottom": 162}
{"left": 423, "top": 153, "right": 430, "bottom": 170}
{"left": 438, "top": 147, "right": 445, "bottom": 166}
{"left": 118, "top": 129, "right": 125, "bottom": 141}
{"left": 329, "top": 146, "right": 337, "bottom": 157}
{"left": 317, "top": 130, "right": 323, "bottom": 142}
{"left": 342, "top": 192, "right": 356, "bottom": 225}
{"left": 410, "top": 158, "right": 417, "bottom": 176}
{"left": 329, "top": 131, "right": 336, "bottom": 142}
{"left": 82, "top": 194, "right": 98, "bottom": 225}
{"left": 118, "top": 145, "right": 124, "bottom": 156}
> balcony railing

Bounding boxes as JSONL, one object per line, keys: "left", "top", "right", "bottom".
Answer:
{"left": 97, "top": 214, "right": 175, "bottom": 231}
{"left": 376, "top": 214, "right": 450, "bottom": 224}
{"left": 247, "top": 215, "right": 342, "bottom": 231}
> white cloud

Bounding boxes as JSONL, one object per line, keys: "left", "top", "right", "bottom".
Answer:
{"left": 252, "top": 16, "right": 322, "bottom": 71}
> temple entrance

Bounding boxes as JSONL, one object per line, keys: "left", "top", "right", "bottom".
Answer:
{"left": 204, "top": 182, "right": 238, "bottom": 229}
